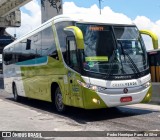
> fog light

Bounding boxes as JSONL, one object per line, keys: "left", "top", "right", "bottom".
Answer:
{"left": 92, "top": 98, "right": 100, "bottom": 104}
{"left": 147, "top": 93, "right": 150, "bottom": 98}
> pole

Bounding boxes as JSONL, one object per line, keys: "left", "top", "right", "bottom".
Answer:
{"left": 99, "top": 0, "right": 102, "bottom": 15}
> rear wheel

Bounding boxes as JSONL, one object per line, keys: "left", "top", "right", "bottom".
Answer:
{"left": 13, "top": 84, "right": 20, "bottom": 101}
{"left": 54, "top": 87, "right": 66, "bottom": 113}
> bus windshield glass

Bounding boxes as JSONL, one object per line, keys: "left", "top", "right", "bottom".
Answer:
{"left": 76, "top": 23, "right": 148, "bottom": 78}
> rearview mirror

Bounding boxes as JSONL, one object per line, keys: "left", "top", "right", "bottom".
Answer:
{"left": 26, "top": 39, "right": 31, "bottom": 50}
{"left": 64, "top": 26, "right": 84, "bottom": 49}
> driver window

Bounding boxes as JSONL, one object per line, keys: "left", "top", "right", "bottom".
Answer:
{"left": 67, "top": 37, "right": 79, "bottom": 72}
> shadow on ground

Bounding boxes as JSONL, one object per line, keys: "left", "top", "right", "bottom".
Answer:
{"left": 5, "top": 96, "right": 155, "bottom": 125}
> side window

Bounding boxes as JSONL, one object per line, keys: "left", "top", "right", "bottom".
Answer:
{"left": 42, "top": 26, "right": 58, "bottom": 59}
{"left": 18, "top": 36, "right": 41, "bottom": 62}
{"left": 55, "top": 21, "right": 74, "bottom": 63}
{"left": 67, "top": 37, "right": 79, "bottom": 72}
{"left": 14, "top": 43, "right": 22, "bottom": 63}
{"left": 20, "top": 39, "right": 34, "bottom": 61}
{"left": 30, "top": 32, "right": 42, "bottom": 58}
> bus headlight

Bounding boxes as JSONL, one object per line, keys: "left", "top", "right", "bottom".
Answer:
{"left": 90, "top": 85, "right": 98, "bottom": 91}
{"left": 77, "top": 80, "right": 98, "bottom": 91}
{"left": 142, "top": 81, "right": 151, "bottom": 88}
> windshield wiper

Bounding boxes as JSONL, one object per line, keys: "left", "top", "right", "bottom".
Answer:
{"left": 117, "top": 40, "right": 140, "bottom": 76}
{"left": 105, "top": 50, "right": 115, "bottom": 79}
{"left": 105, "top": 48, "right": 126, "bottom": 79}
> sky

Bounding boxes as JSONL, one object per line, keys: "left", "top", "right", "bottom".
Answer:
{"left": 64, "top": 0, "right": 160, "bottom": 22}
{"left": 7, "top": 0, "right": 160, "bottom": 50}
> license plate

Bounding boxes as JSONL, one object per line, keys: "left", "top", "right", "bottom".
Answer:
{"left": 120, "top": 96, "right": 132, "bottom": 103}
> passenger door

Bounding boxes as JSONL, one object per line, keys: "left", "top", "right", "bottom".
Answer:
{"left": 66, "top": 36, "right": 83, "bottom": 108}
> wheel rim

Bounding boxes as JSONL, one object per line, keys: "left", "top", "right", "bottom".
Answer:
{"left": 55, "top": 90, "right": 64, "bottom": 111}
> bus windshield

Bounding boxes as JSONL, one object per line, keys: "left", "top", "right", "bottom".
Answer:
{"left": 77, "top": 23, "right": 148, "bottom": 78}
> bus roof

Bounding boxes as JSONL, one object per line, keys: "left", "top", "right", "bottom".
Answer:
{"left": 53, "top": 14, "right": 134, "bottom": 25}
{"left": 4, "top": 14, "right": 135, "bottom": 50}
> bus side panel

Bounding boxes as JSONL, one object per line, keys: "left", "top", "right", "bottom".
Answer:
{"left": 3, "top": 64, "right": 26, "bottom": 96}
{"left": 20, "top": 56, "right": 67, "bottom": 101}
{"left": 14, "top": 64, "right": 26, "bottom": 96}
{"left": 66, "top": 71, "right": 84, "bottom": 108}
{"left": 82, "top": 87, "right": 107, "bottom": 109}
{"left": 3, "top": 77, "right": 13, "bottom": 94}
{"left": 3, "top": 64, "right": 14, "bottom": 94}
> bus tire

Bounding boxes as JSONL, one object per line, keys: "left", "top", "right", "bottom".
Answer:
{"left": 13, "top": 84, "right": 20, "bottom": 101}
{"left": 54, "top": 87, "right": 66, "bottom": 113}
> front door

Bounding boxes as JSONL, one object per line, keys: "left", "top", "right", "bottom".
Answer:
{"left": 66, "top": 36, "right": 84, "bottom": 108}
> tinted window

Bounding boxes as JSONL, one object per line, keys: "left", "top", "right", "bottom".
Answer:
{"left": 20, "top": 39, "right": 35, "bottom": 61}
{"left": 55, "top": 21, "right": 74, "bottom": 62}
{"left": 12, "top": 36, "right": 40, "bottom": 63}
{"left": 3, "top": 26, "right": 58, "bottom": 64}
{"left": 67, "top": 37, "right": 79, "bottom": 71}
{"left": 13, "top": 33, "right": 42, "bottom": 63}
{"left": 13, "top": 43, "right": 22, "bottom": 63}
{"left": 42, "top": 26, "right": 58, "bottom": 59}
{"left": 30, "top": 33, "right": 41, "bottom": 58}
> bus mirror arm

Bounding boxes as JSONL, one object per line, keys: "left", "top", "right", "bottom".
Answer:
{"left": 64, "top": 26, "right": 85, "bottom": 50}
{"left": 140, "top": 30, "right": 158, "bottom": 49}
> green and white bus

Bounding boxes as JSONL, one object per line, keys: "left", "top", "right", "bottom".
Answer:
{"left": 3, "top": 14, "right": 156, "bottom": 112}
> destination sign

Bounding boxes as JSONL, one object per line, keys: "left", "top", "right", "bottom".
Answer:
{"left": 89, "top": 26, "right": 104, "bottom": 31}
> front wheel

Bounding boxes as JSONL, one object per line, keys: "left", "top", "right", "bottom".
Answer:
{"left": 13, "top": 84, "right": 20, "bottom": 101}
{"left": 54, "top": 87, "right": 66, "bottom": 113}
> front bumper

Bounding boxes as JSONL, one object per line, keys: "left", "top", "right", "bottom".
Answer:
{"left": 97, "top": 86, "right": 151, "bottom": 107}
{"left": 83, "top": 85, "right": 152, "bottom": 109}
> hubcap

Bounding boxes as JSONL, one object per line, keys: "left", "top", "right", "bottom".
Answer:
{"left": 55, "top": 90, "right": 64, "bottom": 111}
